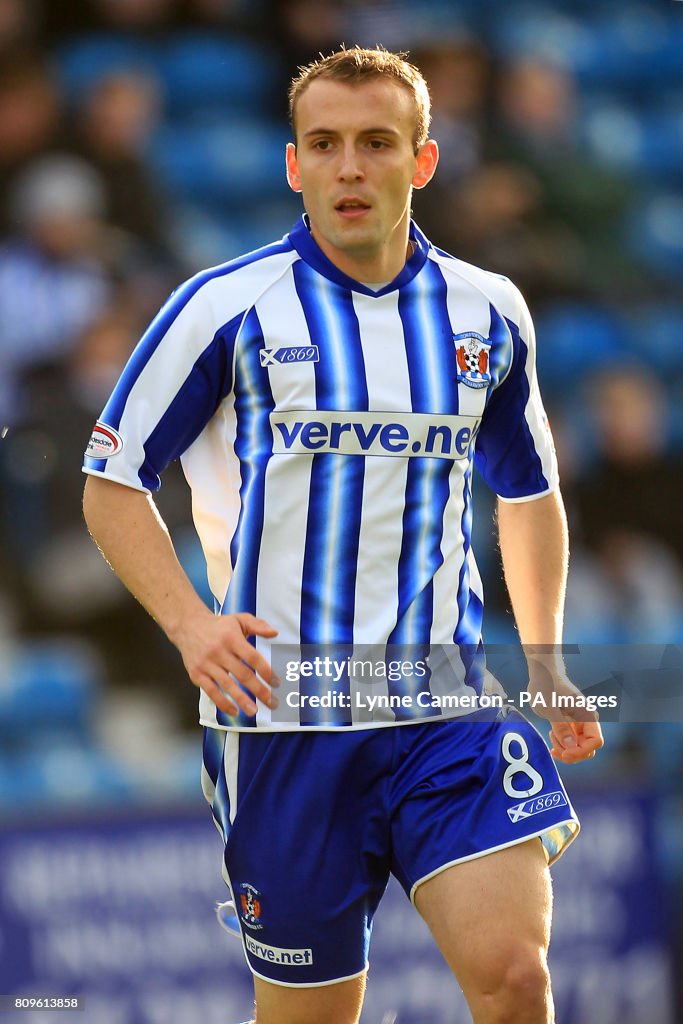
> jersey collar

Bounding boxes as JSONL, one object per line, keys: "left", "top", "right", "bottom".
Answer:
{"left": 287, "top": 214, "right": 430, "bottom": 295}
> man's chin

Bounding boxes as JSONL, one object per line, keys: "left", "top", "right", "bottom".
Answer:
{"left": 329, "top": 226, "right": 380, "bottom": 256}
{"left": 310, "top": 221, "right": 383, "bottom": 268}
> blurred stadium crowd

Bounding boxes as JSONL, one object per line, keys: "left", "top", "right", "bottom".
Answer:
{"left": 0, "top": 0, "right": 682, "bottom": 826}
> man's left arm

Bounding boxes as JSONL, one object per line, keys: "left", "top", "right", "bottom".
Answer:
{"left": 497, "top": 489, "right": 604, "bottom": 763}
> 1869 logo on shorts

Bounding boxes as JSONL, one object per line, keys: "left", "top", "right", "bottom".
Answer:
{"left": 507, "top": 790, "right": 568, "bottom": 823}
{"left": 237, "top": 881, "right": 264, "bottom": 930}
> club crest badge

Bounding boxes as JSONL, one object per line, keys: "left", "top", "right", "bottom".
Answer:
{"left": 454, "top": 332, "right": 492, "bottom": 390}
{"left": 237, "top": 882, "right": 264, "bottom": 930}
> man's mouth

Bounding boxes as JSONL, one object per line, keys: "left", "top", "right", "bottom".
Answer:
{"left": 335, "top": 198, "right": 371, "bottom": 217}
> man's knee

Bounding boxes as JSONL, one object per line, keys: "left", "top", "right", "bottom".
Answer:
{"left": 475, "top": 945, "right": 552, "bottom": 1024}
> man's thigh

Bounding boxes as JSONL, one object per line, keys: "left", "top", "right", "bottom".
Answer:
{"left": 390, "top": 708, "right": 579, "bottom": 901}
{"left": 253, "top": 973, "right": 366, "bottom": 1024}
{"left": 414, "top": 838, "right": 553, "bottom": 1004}
{"left": 203, "top": 727, "right": 392, "bottom": 986}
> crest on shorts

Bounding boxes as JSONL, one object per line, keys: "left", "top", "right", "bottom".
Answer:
{"left": 237, "top": 882, "right": 264, "bottom": 930}
{"left": 453, "top": 332, "right": 492, "bottom": 390}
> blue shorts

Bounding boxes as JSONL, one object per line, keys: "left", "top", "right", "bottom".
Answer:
{"left": 201, "top": 708, "right": 579, "bottom": 987}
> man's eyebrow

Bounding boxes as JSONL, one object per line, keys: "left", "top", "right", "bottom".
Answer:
{"left": 302, "top": 126, "right": 402, "bottom": 138}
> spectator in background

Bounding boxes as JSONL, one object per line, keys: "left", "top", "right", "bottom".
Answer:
{"left": 1, "top": 308, "right": 140, "bottom": 583}
{"left": 90, "top": 0, "right": 179, "bottom": 31}
{"left": 68, "top": 70, "right": 179, "bottom": 267}
{"left": 411, "top": 39, "right": 588, "bottom": 302}
{"left": 178, "top": 0, "right": 247, "bottom": 22}
{"left": 0, "top": 54, "right": 64, "bottom": 233}
{"left": 418, "top": 160, "right": 585, "bottom": 305}
{"left": 490, "top": 57, "right": 637, "bottom": 299}
{"left": 41, "top": 0, "right": 254, "bottom": 41}
{"left": 271, "top": 0, "right": 346, "bottom": 66}
{"left": 264, "top": 0, "right": 348, "bottom": 116}
{"left": 0, "top": 306, "right": 194, "bottom": 711}
{"left": 565, "top": 365, "right": 683, "bottom": 643}
{"left": 0, "top": 154, "right": 112, "bottom": 428}
{"left": 42, "top": 0, "right": 181, "bottom": 39}
{"left": 575, "top": 365, "right": 683, "bottom": 563}
{"left": 412, "top": 35, "right": 491, "bottom": 184}
{"left": 0, "top": 0, "right": 41, "bottom": 56}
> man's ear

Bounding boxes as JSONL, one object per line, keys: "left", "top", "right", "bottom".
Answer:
{"left": 286, "top": 142, "right": 302, "bottom": 193}
{"left": 412, "top": 139, "right": 439, "bottom": 190}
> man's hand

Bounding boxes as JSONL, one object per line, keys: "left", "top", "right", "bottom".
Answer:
{"left": 82, "top": 477, "right": 279, "bottom": 718}
{"left": 548, "top": 718, "right": 604, "bottom": 764}
{"left": 173, "top": 610, "right": 279, "bottom": 717}
{"left": 497, "top": 493, "right": 605, "bottom": 763}
{"left": 527, "top": 669, "right": 605, "bottom": 764}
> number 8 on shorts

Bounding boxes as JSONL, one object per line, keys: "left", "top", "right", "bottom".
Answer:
{"left": 501, "top": 731, "right": 545, "bottom": 798}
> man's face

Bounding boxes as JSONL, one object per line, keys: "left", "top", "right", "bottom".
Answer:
{"left": 286, "top": 77, "right": 437, "bottom": 277}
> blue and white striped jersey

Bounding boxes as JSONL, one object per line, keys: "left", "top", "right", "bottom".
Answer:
{"left": 83, "top": 217, "right": 558, "bottom": 730}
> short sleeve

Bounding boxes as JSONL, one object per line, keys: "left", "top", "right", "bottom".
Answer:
{"left": 83, "top": 278, "right": 240, "bottom": 493}
{"left": 474, "top": 290, "right": 558, "bottom": 501}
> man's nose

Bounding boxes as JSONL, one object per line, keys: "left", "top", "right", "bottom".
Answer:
{"left": 337, "top": 144, "right": 365, "bottom": 181}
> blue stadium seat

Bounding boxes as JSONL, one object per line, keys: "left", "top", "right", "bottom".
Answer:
{"left": 577, "top": 8, "right": 679, "bottom": 87}
{"left": 492, "top": 4, "right": 683, "bottom": 87}
{"left": 490, "top": 6, "right": 599, "bottom": 71}
{"left": 533, "top": 303, "right": 629, "bottom": 390}
{"left": 169, "top": 196, "right": 298, "bottom": 268}
{"left": 148, "top": 116, "right": 290, "bottom": 206}
{"left": 627, "top": 303, "right": 683, "bottom": 371}
{"left": 581, "top": 100, "right": 683, "bottom": 181}
{"left": 32, "top": 745, "right": 135, "bottom": 804}
{"left": 146, "top": 736, "right": 204, "bottom": 801}
{"left": 157, "top": 33, "right": 280, "bottom": 117}
{"left": 580, "top": 98, "right": 645, "bottom": 173}
{"left": 0, "top": 639, "right": 102, "bottom": 748}
{"left": 53, "top": 33, "right": 158, "bottom": 98}
{"left": 168, "top": 205, "right": 259, "bottom": 267}
{"left": 348, "top": 0, "right": 477, "bottom": 50}
{"left": 225, "top": 199, "right": 303, "bottom": 247}
{"left": 0, "top": 745, "right": 134, "bottom": 809}
{"left": 624, "top": 190, "right": 683, "bottom": 279}
{"left": 0, "top": 757, "right": 28, "bottom": 809}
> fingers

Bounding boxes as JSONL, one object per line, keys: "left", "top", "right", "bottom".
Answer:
{"left": 180, "top": 612, "right": 279, "bottom": 717}
{"left": 229, "top": 629, "right": 279, "bottom": 686}
{"left": 550, "top": 741, "right": 594, "bottom": 764}
{"left": 558, "top": 702, "right": 599, "bottom": 724}
{"left": 549, "top": 721, "right": 604, "bottom": 764}
{"left": 194, "top": 660, "right": 278, "bottom": 717}
{"left": 549, "top": 724, "right": 581, "bottom": 762}
{"left": 198, "top": 673, "right": 244, "bottom": 717}
{"left": 224, "top": 652, "right": 279, "bottom": 709}
{"left": 234, "top": 613, "right": 279, "bottom": 639}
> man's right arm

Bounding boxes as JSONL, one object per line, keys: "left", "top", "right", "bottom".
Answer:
{"left": 82, "top": 475, "right": 278, "bottom": 716}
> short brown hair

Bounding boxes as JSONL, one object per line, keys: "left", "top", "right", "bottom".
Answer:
{"left": 288, "top": 45, "right": 431, "bottom": 152}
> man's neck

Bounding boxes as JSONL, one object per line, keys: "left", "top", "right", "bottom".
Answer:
{"left": 309, "top": 226, "right": 413, "bottom": 283}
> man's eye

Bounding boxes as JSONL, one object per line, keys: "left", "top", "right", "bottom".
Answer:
{"left": 368, "top": 140, "right": 388, "bottom": 149}
{"left": 313, "top": 140, "right": 332, "bottom": 151}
